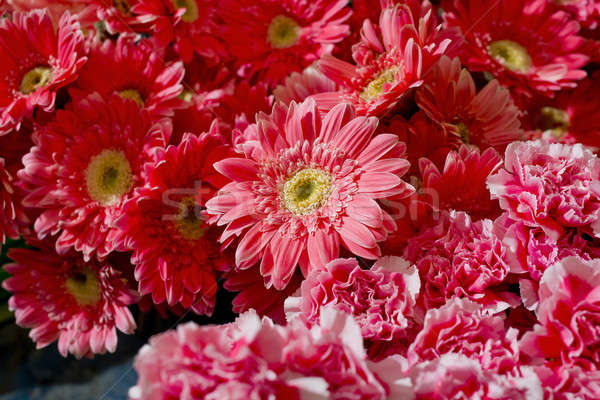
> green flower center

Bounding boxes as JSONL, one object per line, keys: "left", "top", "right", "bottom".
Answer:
{"left": 488, "top": 40, "right": 532, "bottom": 73}
{"left": 537, "top": 106, "right": 570, "bottom": 138}
{"left": 456, "top": 122, "right": 470, "bottom": 144}
{"left": 65, "top": 268, "right": 102, "bottom": 306}
{"left": 20, "top": 66, "right": 53, "bottom": 94}
{"left": 118, "top": 89, "right": 144, "bottom": 107}
{"left": 361, "top": 67, "right": 398, "bottom": 101}
{"left": 173, "top": 196, "right": 207, "bottom": 240}
{"left": 267, "top": 15, "right": 300, "bottom": 49}
{"left": 85, "top": 149, "right": 133, "bottom": 206}
{"left": 282, "top": 168, "right": 332, "bottom": 215}
{"left": 172, "top": 0, "right": 199, "bottom": 23}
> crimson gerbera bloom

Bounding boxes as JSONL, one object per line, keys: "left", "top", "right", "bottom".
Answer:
{"left": 0, "top": 10, "right": 87, "bottom": 134}
{"left": 206, "top": 99, "right": 414, "bottom": 290}
{"left": 114, "top": 132, "right": 234, "bottom": 315}
{"left": 443, "top": 0, "right": 588, "bottom": 98}
{"left": 2, "top": 240, "right": 137, "bottom": 358}
{"left": 0, "top": 157, "right": 18, "bottom": 243}
{"left": 217, "top": 0, "right": 351, "bottom": 86}
{"left": 526, "top": 75, "right": 600, "bottom": 148}
{"left": 416, "top": 56, "right": 525, "bottom": 151}
{"left": 70, "top": 35, "right": 184, "bottom": 119}
{"left": 131, "top": 0, "right": 224, "bottom": 62}
{"left": 313, "top": 2, "right": 459, "bottom": 117}
{"left": 19, "top": 94, "right": 170, "bottom": 260}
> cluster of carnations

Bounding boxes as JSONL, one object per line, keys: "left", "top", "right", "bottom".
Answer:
{"left": 1, "top": 0, "right": 600, "bottom": 398}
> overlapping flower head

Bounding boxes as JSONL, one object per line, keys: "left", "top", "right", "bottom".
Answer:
{"left": 2, "top": 239, "right": 137, "bottom": 358}
{"left": 19, "top": 94, "right": 170, "bottom": 260}
{"left": 0, "top": 1, "right": 600, "bottom": 399}
{"left": 115, "top": 131, "right": 234, "bottom": 315}
{"left": 206, "top": 98, "right": 414, "bottom": 290}
{"left": 217, "top": 0, "right": 351, "bottom": 86}
{"left": 313, "top": 0, "right": 459, "bottom": 117}
{"left": 0, "top": 9, "right": 86, "bottom": 134}
{"left": 443, "top": 0, "right": 588, "bottom": 99}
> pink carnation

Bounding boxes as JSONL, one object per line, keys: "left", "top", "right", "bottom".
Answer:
{"left": 404, "top": 211, "right": 520, "bottom": 312}
{"left": 130, "top": 308, "right": 400, "bottom": 400}
{"left": 520, "top": 256, "right": 600, "bottom": 368}
{"left": 487, "top": 140, "right": 600, "bottom": 240}
{"left": 285, "top": 256, "right": 421, "bottom": 360}
{"left": 410, "top": 353, "right": 543, "bottom": 400}
{"left": 408, "top": 298, "right": 520, "bottom": 375}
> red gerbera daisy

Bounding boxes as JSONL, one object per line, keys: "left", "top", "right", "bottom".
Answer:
{"left": 313, "top": 2, "right": 459, "bottom": 117}
{"left": 114, "top": 132, "right": 234, "bottom": 315}
{"left": 91, "top": 0, "right": 148, "bottom": 34}
{"left": 19, "top": 94, "right": 170, "bottom": 260}
{"left": 206, "top": 98, "right": 414, "bottom": 290}
{"left": 443, "top": 0, "right": 588, "bottom": 98}
{"left": 416, "top": 56, "right": 525, "bottom": 151}
{"left": 2, "top": 241, "right": 137, "bottom": 358}
{"left": 0, "top": 10, "right": 87, "bottom": 134}
{"left": 70, "top": 35, "right": 185, "bottom": 119}
{"left": 217, "top": 0, "right": 351, "bottom": 86}
{"left": 525, "top": 75, "right": 600, "bottom": 148}
{"left": 131, "top": 0, "right": 224, "bottom": 62}
{"left": 0, "top": 157, "right": 18, "bottom": 244}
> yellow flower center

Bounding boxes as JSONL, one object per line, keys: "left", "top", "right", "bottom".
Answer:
{"left": 118, "top": 89, "right": 144, "bottom": 107}
{"left": 85, "top": 149, "right": 133, "bottom": 206}
{"left": 173, "top": 196, "right": 208, "bottom": 240}
{"left": 361, "top": 67, "right": 398, "bottom": 102}
{"left": 267, "top": 15, "right": 300, "bottom": 49}
{"left": 282, "top": 168, "right": 332, "bottom": 215}
{"left": 19, "top": 66, "right": 53, "bottom": 95}
{"left": 171, "top": 0, "right": 199, "bottom": 23}
{"left": 537, "top": 106, "right": 570, "bottom": 138}
{"left": 488, "top": 40, "right": 532, "bottom": 73}
{"left": 178, "top": 90, "right": 194, "bottom": 102}
{"left": 65, "top": 268, "right": 102, "bottom": 306}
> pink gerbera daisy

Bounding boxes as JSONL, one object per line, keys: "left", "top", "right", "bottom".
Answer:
{"left": 416, "top": 56, "right": 525, "bottom": 151}
{"left": 273, "top": 64, "right": 337, "bottom": 105}
{"left": 2, "top": 240, "right": 137, "bottom": 358}
{"left": 443, "top": 0, "right": 588, "bottom": 98}
{"left": 131, "top": 0, "right": 225, "bottom": 62}
{"left": 0, "top": 10, "right": 87, "bottom": 134}
{"left": 206, "top": 99, "right": 413, "bottom": 290}
{"left": 217, "top": 0, "right": 351, "bottom": 86}
{"left": 313, "top": 2, "right": 458, "bottom": 117}
{"left": 19, "top": 94, "right": 170, "bottom": 260}
{"left": 70, "top": 35, "right": 184, "bottom": 119}
{"left": 114, "top": 132, "right": 233, "bottom": 315}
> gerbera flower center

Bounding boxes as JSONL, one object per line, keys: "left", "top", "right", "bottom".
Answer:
{"left": 19, "top": 66, "right": 53, "bottom": 95}
{"left": 65, "top": 268, "right": 102, "bottom": 306}
{"left": 113, "top": 0, "right": 131, "bottom": 14}
{"left": 361, "top": 67, "right": 398, "bottom": 101}
{"left": 118, "top": 89, "right": 144, "bottom": 107}
{"left": 488, "top": 40, "right": 532, "bottom": 73}
{"left": 456, "top": 122, "right": 470, "bottom": 144}
{"left": 171, "top": 0, "right": 199, "bottom": 23}
{"left": 267, "top": 15, "right": 300, "bottom": 49}
{"left": 282, "top": 168, "right": 332, "bottom": 215}
{"left": 537, "top": 106, "right": 570, "bottom": 138}
{"left": 173, "top": 196, "right": 207, "bottom": 240}
{"left": 85, "top": 149, "right": 133, "bottom": 206}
